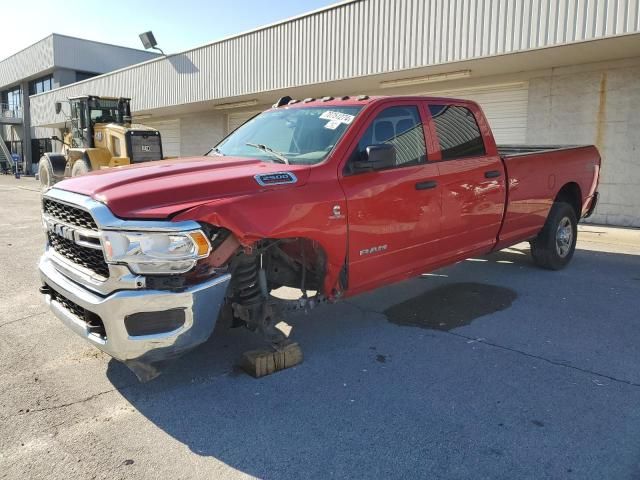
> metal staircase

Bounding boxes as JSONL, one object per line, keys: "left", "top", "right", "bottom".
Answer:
{"left": 0, "top": 132, "right": 15, "bottom": 172}
{"left": 1, "top": 102, "right": 20, "bottom": 172}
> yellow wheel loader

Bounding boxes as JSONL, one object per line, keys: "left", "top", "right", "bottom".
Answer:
{"left": 39, "top": 95, "right": 163, "bottom": 189}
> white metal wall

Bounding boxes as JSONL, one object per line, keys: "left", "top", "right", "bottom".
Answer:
{"left": 0, "top": 36, "right": 54, "bottom": 89}
{"left": 145, "top": 119, "right": 181, "bottom": 157}
{"left": 30, "top": 0, "right": 640, "bottom": 127}
{"left": 51, "top": 35, "right": 159, "bottom": 76}
{"left": 0, "top": 34, "right": 158, "bottom": 90}
{"left": 424, "top": 82, "right": 529, "bottom": 144}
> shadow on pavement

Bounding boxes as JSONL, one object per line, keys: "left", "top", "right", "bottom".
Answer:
{"left": 105, "top": 245, "right": 640, "bottom": 479}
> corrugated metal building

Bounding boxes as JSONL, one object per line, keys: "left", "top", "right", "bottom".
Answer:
{"left": 23, "top": 0, "right": 640, "bottom": 226}
{"left": 0, "top": 34, "right": 159, "bottom": 170}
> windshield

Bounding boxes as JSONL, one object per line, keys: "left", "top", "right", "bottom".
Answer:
{"left": 88, "top": 98, "right": 121, "bottom": 125}
{"left": 211, "top": 106, "right": 363, "bottom": 165}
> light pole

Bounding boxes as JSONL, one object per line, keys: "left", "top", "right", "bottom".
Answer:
{"left": 139, "top": 31, "right": 166, "bottom": 56}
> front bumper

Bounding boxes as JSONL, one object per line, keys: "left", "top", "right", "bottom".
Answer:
{"left": 39, "top": 254, "right": 231, "bottom": 364}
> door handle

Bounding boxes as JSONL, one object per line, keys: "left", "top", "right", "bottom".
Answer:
{"left": 484, "top": 170, "right": 502, "bottom": 178}
{"left": 415, "top": 180, "right": 438, "bottom": 190}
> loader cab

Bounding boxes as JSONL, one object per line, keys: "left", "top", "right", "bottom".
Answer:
{"left": 68, "top": 96, "right": 132, "bottom": 148}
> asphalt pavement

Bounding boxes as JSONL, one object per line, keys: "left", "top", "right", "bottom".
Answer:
{"left": 1, "top": 175, "right": 639, "bottom": 479}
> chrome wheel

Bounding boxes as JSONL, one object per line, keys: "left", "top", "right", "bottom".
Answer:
{"left": 555, "top": 217, "right": 573, "bottom": 258}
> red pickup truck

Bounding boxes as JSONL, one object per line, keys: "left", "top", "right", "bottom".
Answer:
{"left": 39, "top": 95, "right": 600, "bottom": 378}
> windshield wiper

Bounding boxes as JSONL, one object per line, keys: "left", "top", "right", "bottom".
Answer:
{"left": 208, "top": 147, "right": 224, "bottom": 156}
{"left": 245, "top": 143, "right": 289, "bottom": 164}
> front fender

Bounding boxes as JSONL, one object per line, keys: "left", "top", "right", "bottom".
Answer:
{"left": 173, "top": 180, "right": 348, "bottom": 298}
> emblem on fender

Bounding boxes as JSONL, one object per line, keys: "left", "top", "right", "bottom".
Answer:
{"left": 254, "top": 172, "right": 297, "bottom": 186}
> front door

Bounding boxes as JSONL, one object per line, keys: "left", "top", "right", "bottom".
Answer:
{"left": 339, "top": 103, "right": 442, "bottom": 293}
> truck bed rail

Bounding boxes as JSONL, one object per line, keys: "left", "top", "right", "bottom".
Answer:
{"left": 498, "top": 144, "right": 586, "bottom": 157}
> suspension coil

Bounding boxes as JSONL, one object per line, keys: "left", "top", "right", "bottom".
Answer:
{"left": 232, "top": 255, "right": 263, "bottom": 305}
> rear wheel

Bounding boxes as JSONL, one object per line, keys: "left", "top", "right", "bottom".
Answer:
{"left": 530, "top": 202, "right": 578, "bottom": 270}
{"left": 71, "top": 158, "right": 90, "bottom": 177}
{"left": 38, "top": 156, "right": 55, "bottom": 191}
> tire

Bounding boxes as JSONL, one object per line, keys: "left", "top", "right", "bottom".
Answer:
{"left": 530, "top": 201, "right": 578, "bottom": 270}
{"left": 38, "top": 156, "right": 55, "bottom": 191}
{"left": 71, "top": 158, "right": 90, "bottom": 177}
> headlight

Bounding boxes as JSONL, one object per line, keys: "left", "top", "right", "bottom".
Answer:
{"left": 101, "top": 230, "right": 211, "bottom": 275}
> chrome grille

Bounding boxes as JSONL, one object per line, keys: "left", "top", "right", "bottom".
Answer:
{"left": 48, "top": 285, "right": 107, "bottom": 339}
{"left": 47, "top": 232, "right": 110, "bottom": 278}
{"left": 49, "top": 286, "right": 85, "bottom": 319}
{"left": 43, "top": 197, "right": 109, "bottom": 278}
{"left": 42, "top": 198, "right": 98, "bottom": 231}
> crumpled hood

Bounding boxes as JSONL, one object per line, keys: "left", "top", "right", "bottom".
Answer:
{"left": 55, "top": 156, "right": 310, "bottom": 219}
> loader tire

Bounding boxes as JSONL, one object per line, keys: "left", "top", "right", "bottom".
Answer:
{"left": 38, "top": 156, "right": 55, "bottom": 191}
{"left": 530, "top": 201, "right": 577, "bottom": 270}
{"left": 71, "top": 158, "right": 90, "bottom": 177}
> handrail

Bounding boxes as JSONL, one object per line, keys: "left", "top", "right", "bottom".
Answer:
{"left": 0, "top": 103, "right": 23, "bottom": 119}
{"left": 0, "top": 136, "right": 15, "bottom": 167}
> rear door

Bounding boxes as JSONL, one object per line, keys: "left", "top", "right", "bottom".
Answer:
{"left": 426, "top": 102, "right": 506, "bottom": 257}
{"left": 339, "top": 101, "right": 442, "bottom": 292}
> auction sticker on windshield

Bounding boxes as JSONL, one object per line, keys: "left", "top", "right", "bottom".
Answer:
{"left": 320, "top": 111, "right": 355, "bottom": 125}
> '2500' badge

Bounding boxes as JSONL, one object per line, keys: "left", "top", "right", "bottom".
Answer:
{"left": 254, "top": 172, "right": 298, "bottom": 186}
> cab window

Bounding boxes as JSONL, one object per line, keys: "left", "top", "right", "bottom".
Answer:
{"left": 349, "top": 105, "right": 427, "bottom": 171}
{"left": 428, "top": 105, "right": 486, "bottom": 160}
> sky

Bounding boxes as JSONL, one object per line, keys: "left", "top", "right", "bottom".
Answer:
{"left": 0, "top": 0, "right": 338, "bottom": 60}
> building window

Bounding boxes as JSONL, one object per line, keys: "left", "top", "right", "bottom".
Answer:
{"left": 31, "top": 138, "right": 52, "bottom": 164}
{"left": 1, "top": 86, "right": 22, "bottom": 113}
{"left": 75, "top": 71, "right": 98, "bottom": 82}
{"left": 29, "top": 75, "right": 53, "bottom": 95}
{"left": 428, "top": 105, "right": 486, "bottom": 160}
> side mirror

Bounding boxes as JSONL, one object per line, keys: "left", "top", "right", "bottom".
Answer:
{"left": 54, "top": 102, "right": 62, "bottom": 115}
{"left": 352, "top": 144, "right": 397, "bottom": 172}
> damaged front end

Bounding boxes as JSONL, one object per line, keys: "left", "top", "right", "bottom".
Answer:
{"left": 225, "top": 238, "right": 328, "bottom": 344}
{"left": 39, "top": 188, "right": 232, "bottom": 381}
{"left": 39, "top": 189, "right": 329, "bottom": 381}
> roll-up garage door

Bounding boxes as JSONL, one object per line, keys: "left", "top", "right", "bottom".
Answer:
{"left": 423, "top": 82, "right": 529, "bottom": 144}
{"left": 145, "top": 119, "right": 181, "bottom": 157}
{"left": 228, "top": 110, "right": 262, "bottom": 134}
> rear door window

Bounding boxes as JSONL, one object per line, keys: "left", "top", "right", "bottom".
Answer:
{"left": 428, "top": 105, "right": 486, "bottom": 160}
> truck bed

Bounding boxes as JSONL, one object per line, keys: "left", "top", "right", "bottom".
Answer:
{"left": 495, "top": 144, "right": 600, "bottom": 249}
{"left": 497, "top": 144, "right": 584, "bottom": 157}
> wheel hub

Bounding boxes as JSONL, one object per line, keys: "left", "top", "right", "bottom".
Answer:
{"left": 555, "top": 217, "right": 573, "bottom": 258}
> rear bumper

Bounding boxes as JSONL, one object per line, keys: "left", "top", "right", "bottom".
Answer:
{"left": 39, "top": 254, "right": 231, "bottom": 363}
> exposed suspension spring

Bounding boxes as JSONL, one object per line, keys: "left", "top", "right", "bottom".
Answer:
{"left": 232, "top": 255, "right": 263, "bottom": 305}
